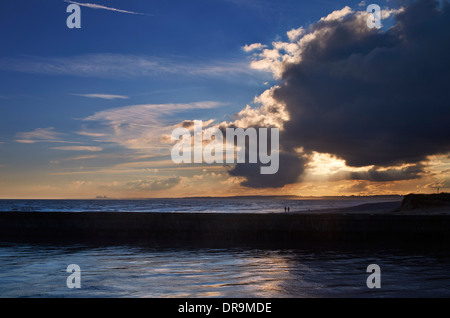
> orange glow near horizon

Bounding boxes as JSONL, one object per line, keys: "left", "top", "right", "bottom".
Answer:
{"left": 0, "top": 152, "right": 448, "bottom": 199}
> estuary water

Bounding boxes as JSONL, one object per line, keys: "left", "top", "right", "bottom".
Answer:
{"left": 0, "top": 243, "right": 449, "bottom": 297}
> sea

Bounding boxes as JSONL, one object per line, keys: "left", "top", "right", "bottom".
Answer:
{"left": 1, "top": 196, "right": 450, "bottom": 298}
{"left": 0, "top": 196, "right": 399, "bottom": 213}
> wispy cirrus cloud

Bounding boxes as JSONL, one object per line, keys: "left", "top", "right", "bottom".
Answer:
{"left": 71, "top": 93, "right": 129, "bottom": 100}
{"left": 15, "top": 127, "right": 82, "bottom": 144}
{"left": 15, "top": 127, "right": 63, "bottom": 144}
{"left": 80, "top": 101, "right": 222, "bottom": 153}
{"left": 51, "top": 146, "right": 103, "bottom": 152}
{"left": 62, "top": 154, "right": 100, "bottom": 161}
{"left": 76, "top": 131, "right": 106, "bottom": 137}
{"left": 0, "top": 54, "right": 255, "bottom": 79}
{"left": 64, "top": 0, "right": 152, "bottom": 16}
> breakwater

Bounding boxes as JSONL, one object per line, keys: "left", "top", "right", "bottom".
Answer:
{"left": 1, "top": 211, "right": 450, "bottom": 245}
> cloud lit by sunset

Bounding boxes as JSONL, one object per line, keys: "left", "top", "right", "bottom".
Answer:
{"left": 1, "top": 0, "right": 449, "bottom": 199}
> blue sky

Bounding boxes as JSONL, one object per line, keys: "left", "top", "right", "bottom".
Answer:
{"left": 3, "top": 0, "right": 442, "bottom": 199}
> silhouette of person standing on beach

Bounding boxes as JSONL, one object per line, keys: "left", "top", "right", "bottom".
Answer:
{"left": 284, "top": 206, "right": 287, "bottom": 212}
{"left": 288, "top": 206, "right": 290, "bottom": 212}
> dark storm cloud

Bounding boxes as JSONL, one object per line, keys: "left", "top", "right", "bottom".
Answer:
{"left": 229, "top": 0, "right": 450, "bottom": 188}
{"left": 229, "top": 152, "right": 307, "bottom": 188}
{"left": 329, "top": 163, "right": 426, "bottom": 182}
{"left": 277, "top": 0, "right": 450, "bottom": 168}
{"left": 224, "top": 124, "right": 306, "bottom": 188}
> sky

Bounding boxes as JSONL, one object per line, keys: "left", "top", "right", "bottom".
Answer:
{"left": 0, "top": 0, "right": 449, "bottom": 199}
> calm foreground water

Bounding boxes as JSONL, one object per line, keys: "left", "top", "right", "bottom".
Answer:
{"left": 1, "top": 198, "right": 449, "bottom": 298}
{"left": 0, "top": 243, "right": 449, "bottom": 297}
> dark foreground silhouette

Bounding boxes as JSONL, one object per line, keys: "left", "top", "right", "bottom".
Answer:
{"left": 0, "top": 195, "right": 449, "bottom": 246}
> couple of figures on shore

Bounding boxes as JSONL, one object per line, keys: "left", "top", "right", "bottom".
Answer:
{"left": 284, "top": 206, "right": 290, "bottom": 212}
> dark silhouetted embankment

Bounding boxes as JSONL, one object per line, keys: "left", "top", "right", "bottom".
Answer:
{"left": 399, "top": 193, "right": 450, "bottom": 211}
{"left": 1, "top": 204, "right": 450, "bottom": 246}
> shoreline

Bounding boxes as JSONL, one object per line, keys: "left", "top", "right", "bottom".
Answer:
{"left": 1, "top": 201, "right": 450, "bottom": 245}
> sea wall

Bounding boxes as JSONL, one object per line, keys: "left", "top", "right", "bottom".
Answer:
{"left": 1, "top": 212, "right": 450, "bottom": 245}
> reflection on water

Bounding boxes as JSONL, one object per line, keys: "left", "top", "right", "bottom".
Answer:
{"left": 0, "top": 243, "right": 449, "bottom": 297}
